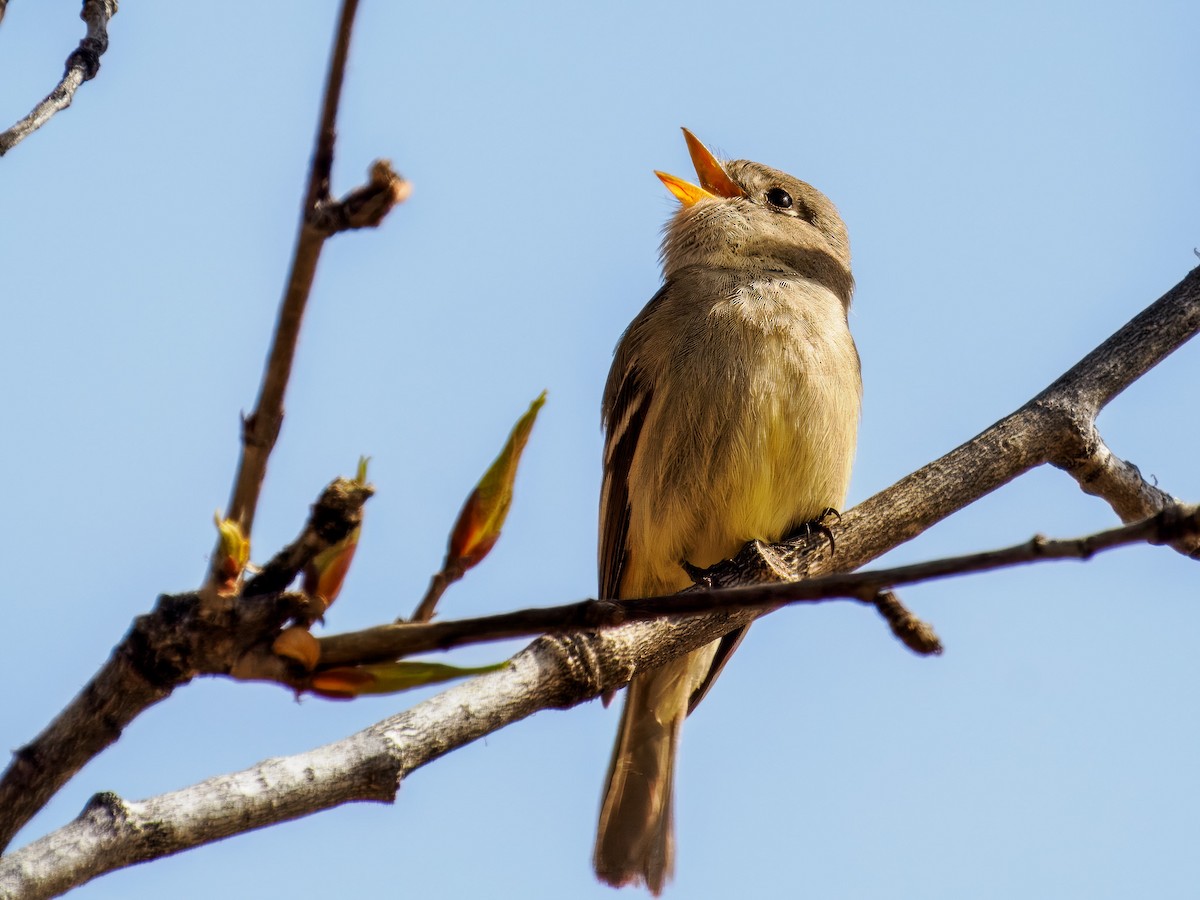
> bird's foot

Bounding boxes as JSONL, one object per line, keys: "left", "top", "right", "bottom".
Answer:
{"left": 786, "top": 507, "right": 841, "bottom": 554}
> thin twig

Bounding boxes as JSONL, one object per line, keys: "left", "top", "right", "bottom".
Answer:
{"left": 212, "top": 0, "right": 408, "bottom": 591}
{"left": 218, "top": 0, "right": 359, "bottom": 549}
{"left": 303, "top": 504, "right": 1198, "bottom": 669}
{"left": 411, "top": 563, "right": 464, "bottom": 623}
{"left": 0, "top": 0, "right": 118, "bottom": 156}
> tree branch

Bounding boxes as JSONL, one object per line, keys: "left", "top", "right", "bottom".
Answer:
{"left": 0, "top": 0, "right": 118, "bottom": 157}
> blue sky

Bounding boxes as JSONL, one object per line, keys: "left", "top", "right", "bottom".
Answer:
{"left": 2, "top": 1, "right": 1198, "bottom": 897}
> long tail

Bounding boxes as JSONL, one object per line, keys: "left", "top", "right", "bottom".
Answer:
{"left": 594, "top": 646, "right": 713, "bottom": 895}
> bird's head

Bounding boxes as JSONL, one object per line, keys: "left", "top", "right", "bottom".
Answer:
{"left": 657, "top": 129, "right": 852, "bottom": 306}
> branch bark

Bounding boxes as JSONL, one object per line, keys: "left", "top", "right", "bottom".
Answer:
{"left": 0, "top": 0, "right": 118, "bottom": 156}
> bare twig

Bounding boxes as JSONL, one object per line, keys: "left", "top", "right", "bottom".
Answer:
{"left": 0, "top": 0, "right": 118, "bottom": 156}
{"left": 214, "top": 0, "right": 408, "bottom": 584}
{"left": 218, "top": 0, "right": 358, "bottom": 547}
{"left": 302, "top": 504, "right": 1197, "bottom": 668}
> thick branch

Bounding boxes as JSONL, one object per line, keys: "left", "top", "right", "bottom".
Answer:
{"left": 1055, "top": 428, "right": 1193, "bottom": 552}
{"left": 1039, "top": 267, "right": 1200, "bottom": 415}
{"left": 0, "top": 0, "right": 117, "bottom": 156}
{"left": 0, "top": 739, "right": 399, "bottom": 900}
{"left": 0, "top": 606, "right": 762, "bottom": 898}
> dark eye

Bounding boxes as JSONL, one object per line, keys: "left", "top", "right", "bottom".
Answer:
{"left": 765, "top": 187, "right": 793, "bottom": 209}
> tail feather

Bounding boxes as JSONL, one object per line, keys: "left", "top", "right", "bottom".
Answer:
{"left": 594, "top": 645, "right": 716, "bottom": 894}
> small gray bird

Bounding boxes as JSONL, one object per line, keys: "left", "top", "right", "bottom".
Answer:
{"left": 594, "top": 130, "right": 861, "bottom": 894}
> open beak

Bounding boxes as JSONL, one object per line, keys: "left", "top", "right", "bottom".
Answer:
{"left": 655, "top": 128, "right": 745, "bottom": 207}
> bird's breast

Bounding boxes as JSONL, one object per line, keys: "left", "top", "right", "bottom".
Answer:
{"left": 626, "top": 274, "right": 861, "bottom": 592}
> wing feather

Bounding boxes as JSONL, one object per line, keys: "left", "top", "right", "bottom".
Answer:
{"left": 599, "top": 365, "right": 651, "bottom": 600}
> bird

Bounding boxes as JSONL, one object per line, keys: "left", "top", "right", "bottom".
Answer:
{"left": 594, "top": 129, "right": 861, "bottom": 894}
